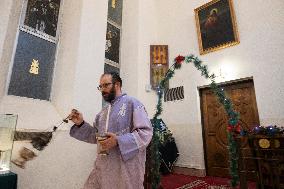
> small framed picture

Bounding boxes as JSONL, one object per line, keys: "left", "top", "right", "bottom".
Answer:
{"left": 151, "top": 66, "right": 168, "bottom": 90}
{"left": 150, "top": 45, "right": 169, "bottom": 90}
{"left": 195, "top": 0, "right": 239, "bottom": 55}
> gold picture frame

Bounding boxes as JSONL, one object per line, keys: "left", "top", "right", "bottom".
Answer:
{"left": 195, "top": 0, "right": 239, "bottom": 55}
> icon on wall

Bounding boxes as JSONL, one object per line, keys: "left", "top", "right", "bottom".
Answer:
{"left": 150, "top": 45, "right": 169, "bottom": 90}
{"left": 195, "top": 0, "right": 239, "bottom": 55}
{"left": 151, "top": 45, "right": 168, "bottom": 65}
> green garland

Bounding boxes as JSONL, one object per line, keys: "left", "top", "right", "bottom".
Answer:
{"left": 150, "top": 54, "right": 240, "bottom": 188}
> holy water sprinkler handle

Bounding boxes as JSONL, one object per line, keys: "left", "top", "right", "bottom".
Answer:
{"left": 53, "top": 114, "right": 72, "bottom": 132}
{"left": 53, "top": 109, "right": 80, "bottom": 131}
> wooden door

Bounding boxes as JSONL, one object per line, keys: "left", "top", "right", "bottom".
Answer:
{"left": 200, "top": 79, "right": 260, "bottom": 177}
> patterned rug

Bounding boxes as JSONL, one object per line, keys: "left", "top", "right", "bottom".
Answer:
{"left": 176, "top": 179, "right": 230, "bottom": 189}
{"left": 161, "top": 174, "right": 256, "bottom": 189}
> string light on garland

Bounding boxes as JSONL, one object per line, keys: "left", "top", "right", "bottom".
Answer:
{"left": 247, "top": 125, "right": 284, "bottom": 136}
{"left": 151, "top": 54, "right": 241, "bottom": 189}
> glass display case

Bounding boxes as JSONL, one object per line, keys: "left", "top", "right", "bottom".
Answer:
{"left": 0, "top": 114, "right": 18, "bottom": 174}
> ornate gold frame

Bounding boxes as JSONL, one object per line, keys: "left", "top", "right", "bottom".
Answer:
{"left": 194, "top": 0, "right": 239, "bottom": 55}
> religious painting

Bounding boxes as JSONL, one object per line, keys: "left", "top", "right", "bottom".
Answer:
{"left": 151, "top": 66, "right": 168, "bottom": 89}
{"left": 195, "top": 0, "right": 239, "bottom": 55}
{"left": 150, "top": 45, "right": 168, "bottom": 65}
{"left": 23, "top": 0, "right": 61, "bottom": 38}
{"left": 108, "top": 0, "right": 123, "bottom": 26}
{"left": 8, "top": 31, "right": 56, "bottom": 101}
{"left": 150, "top": 45, "right": 169, "bottom": 90}
{"left": 105, "top": 22, "right": 121, "bottom": 65}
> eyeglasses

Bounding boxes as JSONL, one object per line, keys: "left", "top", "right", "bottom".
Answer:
{"left": 97, "top": 82, "right": 113, "bottom": 91}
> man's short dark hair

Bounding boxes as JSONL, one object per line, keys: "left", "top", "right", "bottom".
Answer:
{"left": 104, "top": 72, "right": 122, "bottom": 87}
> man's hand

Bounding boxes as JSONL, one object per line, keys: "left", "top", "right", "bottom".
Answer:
{"left": 100, "top": 132, "right": 118, "bottom": 150}
{"left": 69, "top": 109, "right": 84, "bottom": 126}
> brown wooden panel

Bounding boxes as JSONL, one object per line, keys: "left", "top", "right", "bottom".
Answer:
{"left": 200, "top": 79, "right": 260, "bottom": 178}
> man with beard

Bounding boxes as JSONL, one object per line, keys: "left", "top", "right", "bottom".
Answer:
{"left": 68, "top": 72, "right": 153, "bottom": 189}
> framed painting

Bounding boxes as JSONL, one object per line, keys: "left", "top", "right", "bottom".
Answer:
{"left": 150, "top": 45, "right": 168, "bottom": 65}
{"left": 150, "top": 45, "right": 169, "bottom": 90}
{"left": 194, "top": 0, "right": 239, "bottom": 55}
{"left": 151, "top": 66, "right": 168, "bottom": 90}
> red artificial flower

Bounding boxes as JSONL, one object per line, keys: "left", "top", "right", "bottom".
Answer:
{"left": 227, "top": 125, "right": 233, "bottom": 132}
{"left": 174, "top": 55, "right": 185, "bottom": 64}
{"left": 235, "top": 123, "right": 241, "bottom": 133}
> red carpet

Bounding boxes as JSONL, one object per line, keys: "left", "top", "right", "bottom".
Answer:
{"left": 161, "top": 174, "right": 256, "bottom": 189}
